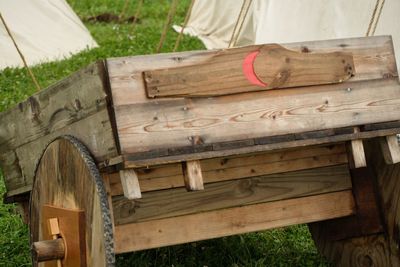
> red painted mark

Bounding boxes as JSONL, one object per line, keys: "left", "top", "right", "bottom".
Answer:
{"left": 242, "top": 51, "right": 267, "bottom": 87}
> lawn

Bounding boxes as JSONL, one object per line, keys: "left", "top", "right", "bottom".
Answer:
{"left": 0, "top": 0, "right": 329, "bottom": 266}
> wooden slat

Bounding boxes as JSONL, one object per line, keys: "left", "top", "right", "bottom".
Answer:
{"left": 120, "top": 169, "right": 142, "bottom": 199}
{"left": 380, "top": 135, "right": 400, "bottom": 164}
{"left": 122, "top": 127, "right": 399, "bottom": 169}
{"left": 144, "top": 44, "right": 355, "bottom": 97}
{"left": 182, "top": 160, "right": 204, "bottom": 191}
{"left": 108, "top": 36, "right": 397, "bottom": 106}
{"left": 112, "top": 164, "right": 352, "bottom": 224}
{"left": 117, "top": 77, "right": 400, "bottom": 156}
{"left": 107, "top": 36, "right": 399, "bottom": 157}
{"left": 109, "top": 144, "right": 348, "bottom": 195}
{"left": 114, "top": 190, "right": 355, "bottom": 253}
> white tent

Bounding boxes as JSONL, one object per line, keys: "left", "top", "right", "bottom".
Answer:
{"left": 0, "top": 0, "right": 97, "bottom": 70}
{"left": 177, "top": 0, "right": 400, "bottom": 69}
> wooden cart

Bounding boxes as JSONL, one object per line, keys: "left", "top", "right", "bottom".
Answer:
{"left": 1, "top": 35, "right": 400, "bottom": 266}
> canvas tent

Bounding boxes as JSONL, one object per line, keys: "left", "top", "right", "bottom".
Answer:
{"left": 176, "top": 0, "right": 400, "bottom": 70}
{"left": 0, "top": 0, "right": 97, "bottom": 70}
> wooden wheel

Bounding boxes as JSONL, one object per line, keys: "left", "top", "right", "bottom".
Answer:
{"left": 30, "top": 136, "right": 115, "bottom": 267}
{"left": 309, "top": 139, "right": 400, "bottom": 266}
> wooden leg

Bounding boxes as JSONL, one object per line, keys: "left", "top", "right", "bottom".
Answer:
{"left": 309, "top": 138, "right": 400, "bottom": 266}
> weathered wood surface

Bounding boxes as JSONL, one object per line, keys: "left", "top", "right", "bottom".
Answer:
{"left": 108, "top": 144, "right": 348, "bottom": 195}
{"left": 0, "top": 62, "right": 118, "bottom": 198}
{"left": 380, "top": 135, "right": 400, "bottom": 164}
{"left": 107, "top": 36, "right": 399, "bottom": 157}
{"left": 309, "top": 167, "right": 383, "bottom": 242}
{"left": 113, "top": 164, "right": 351, "bottom": 224}
{"left": 182, "top": 160, "right": 204, "bottom": 191}
{"left": 121, "top": 126, "right": 398, "bottom": 168}
{"left": 119, "top": 169, "right": 142, "bottom": 200}
{"left": 144, "top": 44, "right": 355, "bottom": 97}
{"left": 309, "top": 139, "right": 400, "bottom": 266}
{"left": 114, "top": 190, "right": 355, "bottom": 253}
{"left": 347, "top": 139, "right": 367, "bottom": 169}
{"left": 30, "top": 137, "right": 115, "bottom": 266}
{"left": 366, "top": 139, "right": 400, "bottom": 265}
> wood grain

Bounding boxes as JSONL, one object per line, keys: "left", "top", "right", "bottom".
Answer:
{"left": 30, "top": 137, "right": 115, "bottom": 266}
{"left": 115, "top": 77, "right": 400, "bottom": 155}
{"left": 120, "top": 169, "right": 142, "bottom": 200}
{"left": 109, "top": 144, "right": 348, "bottom": 195}
{"left": 114, "top": 190, "right": 355, "bottom": 253}
{"left": 347, "top": 139, "right": 367, "bottom": 169}
{"left": 112, "top": 164, "right": 352, "bottom": 224}
{"left": 308, "top": 139, "right": 400, "bottom": 266}
{"left": 182, "top": 160, "right": 204, "bottom": 191}
{"left": 108, "top": 36, "right": 397, "bottom": 106}
{"left": 380, "top": 135, "right": 400, "bottom": 164}
{"left": 0, "top": 62, "right": 118, "bottom": 198}
{"left": 144, "top": 44, "right": 355, "bottom": 97}
{"left": 107, "top": 36, "right": 399, "bottom": 157}
{"left": 121, "top": 126, "right": 400, "bottom": 169}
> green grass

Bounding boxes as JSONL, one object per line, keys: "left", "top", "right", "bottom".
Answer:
{"left": 0, "top": 0, "right": 329, "bottom": 266}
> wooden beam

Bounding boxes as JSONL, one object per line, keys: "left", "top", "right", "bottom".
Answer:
{"left": 107, "top": 36, "right": 398, "bottom": 157}
{"left": 108, "top": 144, "right": 348, "bottom": 196}
{"left": 120, "top": 169, "right": 142, "bottom": 199}
{"left": 380, "top": 135, "right": 400, "bottom": 164}
{"left": 116, "top": 78, "right": 400, "bottom": 157}
{"left": 114, "top": 190, "right": 355, "bottom": 253}
{"left": 182, "top": 160, "right": 204, "bottom": 191}
{"left": 112, "top": 164, "right": 352, "bottom": 224}
{"left": 144, "top": 44, "right": 355, "bottom": 97}
{"left": 108, "top": 36, "right": 397, "bottom": 106}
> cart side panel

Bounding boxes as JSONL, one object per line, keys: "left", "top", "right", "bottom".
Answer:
{"left": 106, "top": 36, "right": 399, "bottom": 160}
{"left": 0, "top": 61, "right": 118, "bottom": 199}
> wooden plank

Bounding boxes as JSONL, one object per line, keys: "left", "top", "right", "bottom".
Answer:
{"left": 116, "top": 77, "right": 400, "bottom": 155}
{"left": 114, "top": 190, "right": 355, "bottom": 253}
{"left": 144, "top": 44, "right": 355, "bottom": 97}
{"left": 380, "top": 135, "right": 400, "bottom": 164}
{"left": 309, "top": 167, "right": 383, "bottom": 241}
{"left": 182, "top": 160, "right": 204, "bottom": 191}
{"left": 107, "top": 36, "right": 399, "bottom": 156}
{"left": 0, "top": 62, "right": 110, "bottom": 153}
{"left": 108, "top": 36, "right": 397, "bottom": 107}
{"left": 112, "top": 164, "right": 352, "bottom": 224}
{"left": 120, "top": 169, "right": 142, "bottom": 199}
{"left": 109, "top": 144, "right": 348, "bottom": 195}
{"left": 13, "top": 109, "right": 117, "bottom": 191}
{"left": 0, "top": 61, "right": 118, "bottom": 198}
{"left": 122, "top": 127, "right": 399, "bottom": 169}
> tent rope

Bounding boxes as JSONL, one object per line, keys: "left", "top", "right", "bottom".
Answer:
{"left": 120, "top": 0, "right": 130, "bottom": 19}
{"left": 130, "top": 0, "right": 144, "bottom": 33}
{"left": 173, "top": 0, "right": 196, "bottom": 52}
{"left": 0, "top": 12, "right": 41, "bottom": 91}
{"left": 228, "top": 0, "right": 253, "bottom": 48}
{"left": 156, "top": 0, "right": 179, "bottom": 53}
{"left": 366, "top": 0, "right": 385, "bottom": 37}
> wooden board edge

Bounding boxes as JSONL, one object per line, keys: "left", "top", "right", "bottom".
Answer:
{"left": 114, "top": 190, "right": 355, "bottom": 253}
